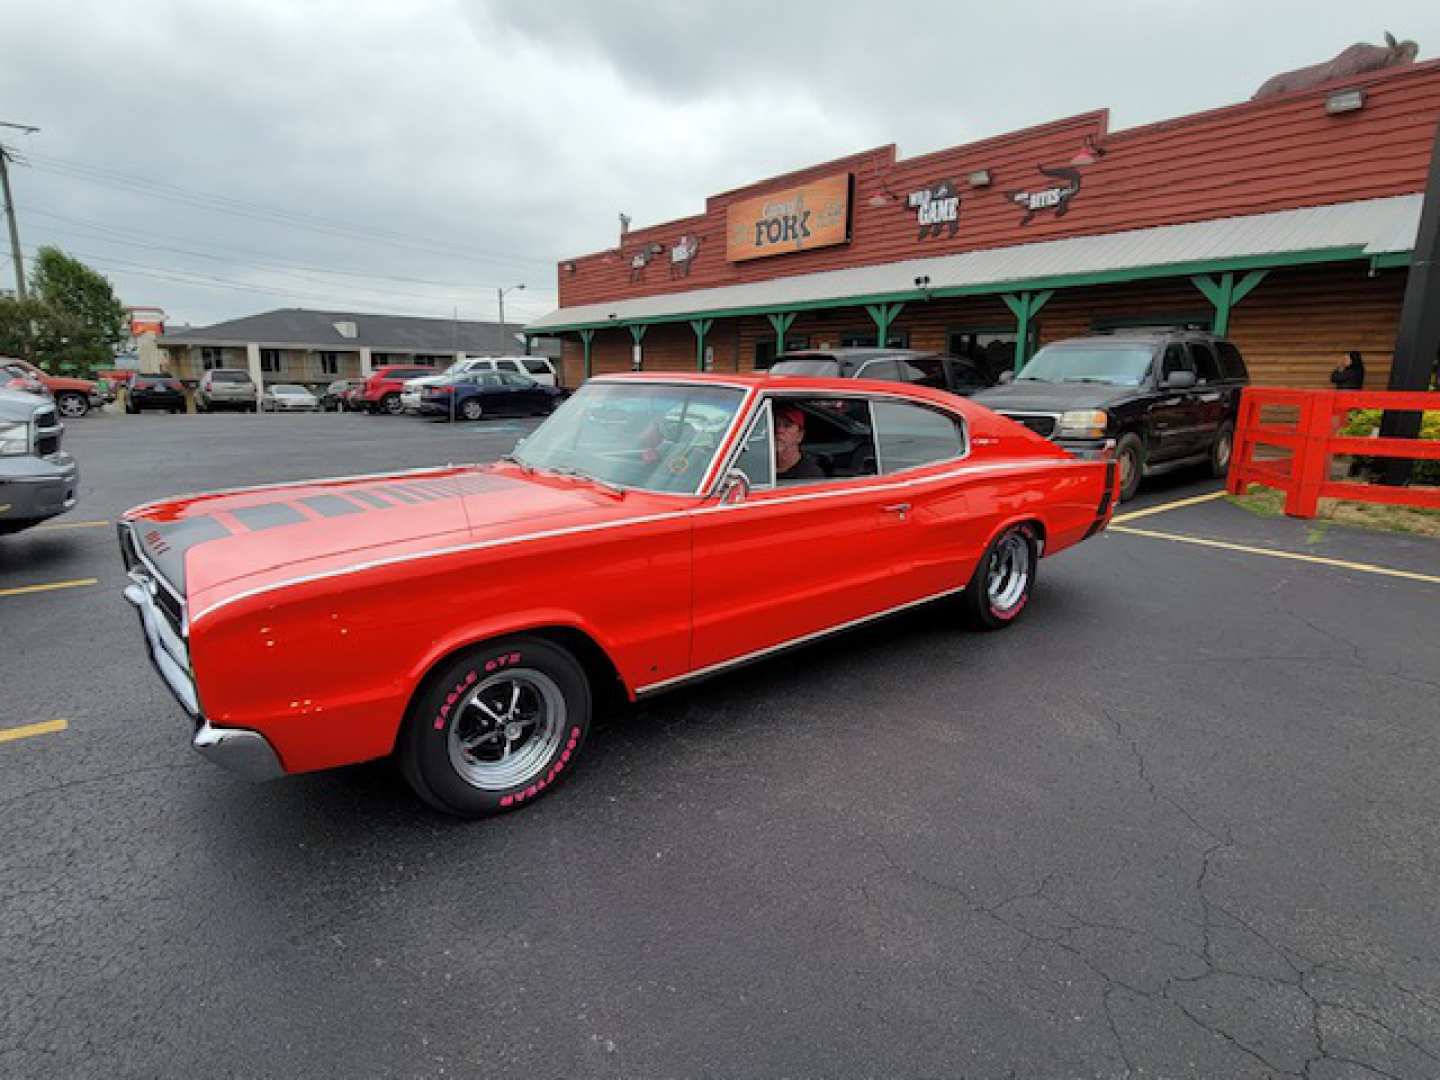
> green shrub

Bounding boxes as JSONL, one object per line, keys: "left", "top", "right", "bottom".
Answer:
{"left": 1338, "top": 408, "right": 1440, "bottom": 483}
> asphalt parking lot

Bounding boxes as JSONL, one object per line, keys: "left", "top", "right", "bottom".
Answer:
{"left": 3, "top": 409, "right": 1439, "bottom": 1079}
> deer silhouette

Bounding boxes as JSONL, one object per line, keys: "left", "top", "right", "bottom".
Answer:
{"left": 1253, "top": 32, "right": 1419, "bottom": 99}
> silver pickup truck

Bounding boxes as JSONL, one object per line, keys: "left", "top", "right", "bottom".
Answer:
{"left": 0, "top": 387, "right": 80, "bottom": 535}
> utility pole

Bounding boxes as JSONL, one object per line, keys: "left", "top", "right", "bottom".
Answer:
{"left": 497, "top": 283, "right": 525, "bottom": 354}
{"left": 0, "top": 120, "right": 40, "bottom": 302}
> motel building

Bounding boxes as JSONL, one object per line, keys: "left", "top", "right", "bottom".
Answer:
{"left": 526, "top": 60, "right": 1440, "bottom": 389}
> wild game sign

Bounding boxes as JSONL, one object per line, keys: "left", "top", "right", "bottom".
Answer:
{"left": 908, "top": 179, "right": 960, "bottom": 240}
{"left": 726, "top": 173, "right": 852, "bottom": 262}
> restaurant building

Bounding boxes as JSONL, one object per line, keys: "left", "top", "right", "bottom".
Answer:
{"left": 527, "top": 59, "right": 1440, "bottom": 389}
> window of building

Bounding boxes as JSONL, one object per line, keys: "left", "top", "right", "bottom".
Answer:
{"left": 1091, "top": 313, "right": 1211, "bottom": 333}
{"left": 947, "top": 328, "right": 1023, "bottom": 386}
{"left": 319, "top": 351, "right": 340, "bottom": 375}
{"left": 872, "top": 401, "right": 966, "bottom": 474}
{"left": 201, "top": 347, "right": 225, "bottom": 370}
{"left": 260, "top": 349, "right": 282, "bottom": 373}
{"left": 840, "top": 332, "right": 909, "bottom": 348}
{"left": 755, "top": 336, "right": 810, "bottom": 370}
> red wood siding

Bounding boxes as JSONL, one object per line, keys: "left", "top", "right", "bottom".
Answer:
{"left": 555, "top": 61, "right": 1440, "bottom": 313}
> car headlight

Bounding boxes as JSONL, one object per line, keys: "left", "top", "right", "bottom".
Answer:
{"left": 0, "top": 420, "right": 31, "bottom": 456}
{"left": 1056, "top": 410, "right": 1109, "bottom": 439}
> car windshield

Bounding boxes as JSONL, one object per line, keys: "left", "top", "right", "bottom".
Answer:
{"left": 211, "top": 370, "right": 250, "bottom": 383}
{"left": 512, "top": 381, "right": 745, "bottom": 494}
{"left": 1016, "top": 345, "right": 1156, "bottom": 386}
{"left": 771, "top": 359, "right": 840, "bottom": 377}
{"left": 272, "top": 384, "right": 304, "bottom": 393}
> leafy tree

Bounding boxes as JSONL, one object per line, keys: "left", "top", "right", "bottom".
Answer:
{"left": 16, "top": 247, "right": 127, "bottom": 376}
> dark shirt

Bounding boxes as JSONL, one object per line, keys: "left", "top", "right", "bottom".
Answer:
{"left": 777, "top": 453, "right": 825, "bottom": 481}
{"left": 1329, "top": 364, "right": 1364, "bottom": 389}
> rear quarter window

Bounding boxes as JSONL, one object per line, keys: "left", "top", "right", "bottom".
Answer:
{"left": 1216, "top": 342, "right": 1249, "bottom": 382}
{"left": 872, "top": 401, "right": 965, "bottom": 473}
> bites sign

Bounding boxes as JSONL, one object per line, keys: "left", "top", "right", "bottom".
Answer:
{"left": 726, "top": 173, "right": 852, "bottom": 262}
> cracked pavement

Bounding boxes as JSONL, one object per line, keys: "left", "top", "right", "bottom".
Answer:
{"left": 2, "top": 414, "right": 1438, "bottom": 1078}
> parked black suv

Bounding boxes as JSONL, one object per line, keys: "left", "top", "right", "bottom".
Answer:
{"left": 770, "top": 348, "right": 990, "bottom": 396}
{"left": 970, "top": 330, "right": 1250, "bottom": 501}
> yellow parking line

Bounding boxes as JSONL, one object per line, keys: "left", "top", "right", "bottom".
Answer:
{"left": 0, "top": 577, "right": 99, "bottom": 599}
{"left": 0, "top": 719, "right": 68, "bottom": 745}
{"left": 31, "top": 519, "right": 110, "bottom": 531}
{"left": 1111, "top": 490, "right": 1226, "bottom": 524}
{"left": 1111, "top": 525, "right": 1440, "bottom": 586}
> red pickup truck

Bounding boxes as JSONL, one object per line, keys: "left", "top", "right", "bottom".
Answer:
{"left": 359, "top": 364, "right": 437, "bottom": 415}
{"left": 1, "top": 357, "right": 102, "bottom": 418}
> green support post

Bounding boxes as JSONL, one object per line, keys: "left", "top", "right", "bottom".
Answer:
{"left": 577, "top": 328, "right": 596, "bottom": 381}
{"left": 766, "top": 312, "right": 797, "bottom": 353}
{"left": 628, "top": 324, "right": 648, "bottom": 370}
{"left": 864, "top": 302, "right": 906, "bottom": 347}
{"left": 1190, "top": 270, "right": 1267, "bottom": 337}
{"left": 689, "top": 318, "right": 714, "bottom": 372}
{"left": 1000, "top": 290, "right": 1054, "bottom": 372}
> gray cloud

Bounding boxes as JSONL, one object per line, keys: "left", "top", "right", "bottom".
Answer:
{"left": 1, "top": 0, "right": 1436, "bottom": 327}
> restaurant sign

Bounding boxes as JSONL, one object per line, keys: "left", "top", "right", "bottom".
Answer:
{"left": 726, "top": 173, "right": 852, "bottom": 262}
{"left": 907, "top": 179, "right": 960, "bottom": 240}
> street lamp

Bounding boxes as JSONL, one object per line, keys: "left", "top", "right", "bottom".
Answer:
{"left": 497, "top": 283, "right": 525, "bottom": 352}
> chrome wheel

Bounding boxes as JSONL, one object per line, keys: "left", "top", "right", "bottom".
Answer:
{"left": 1213, "top": 427, "right": 1233, "bottom": 473}
{"left": 446, "top": 669, "right": 567, "bottom": 791}
{"left": 383, "top": 394, "right": 404, "bottom": 415}
{"left": 462, "top": 399, "right": 483, "bottom": 421}
{"left": 987, "top": 531, "right": 1031, "bottom": 614}
{"left": 57, "top": 393, "right": 88, "bottom": 418}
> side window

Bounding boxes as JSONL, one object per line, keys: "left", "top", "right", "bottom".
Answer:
{"left": 1189, "top": 344, "right": 1221, "bottom": 384}
{"left": 872, "top": 401, "right": 965, "bottom": 474}
{"left": 522, "top": 358, "right": 551, "bottom": 376}
{"left": 1216, "top": 342, "right": 1248, "bottom": 382}
{"left": 857, "top": 359, "right": 901, "bottom": 381}
{"left": 477, "top": 373, "right": 502, "bottom": 388}
{"left": 496, "top": 360, "right": 521, "bottom": 373}
{"left": 895, "top": 356, "right": 947, "bottom": 389}
{"left": 1160, "top": 345, "right": 1193, "bottom": 381}
{"left": 501, "top": 373, "right": 534, "bottom": 387}
{"left": 733, "top": 401, "right": 775, "bottom": 489}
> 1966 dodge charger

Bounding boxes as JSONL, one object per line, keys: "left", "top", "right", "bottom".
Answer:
{"left": 119, "top": 373, "right": 1118, "bottom": 817}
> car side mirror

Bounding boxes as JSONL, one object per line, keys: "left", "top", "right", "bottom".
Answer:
{"left": 719, "top": 469, "right": 750, "bottom": 505}
{"left": 997, "top": 370, "right": 1014, "bottom": 385}
{"left": 1163, "top": 371, "right": 1198, "bottom": 390}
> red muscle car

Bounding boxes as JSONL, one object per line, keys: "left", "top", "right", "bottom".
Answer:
{"left": 119, "top": 373, "right": 1119, "bottom": 818}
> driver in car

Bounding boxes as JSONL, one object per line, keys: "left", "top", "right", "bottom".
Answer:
{"left": 775, "top": 403, "right": 824, "bottom": 482}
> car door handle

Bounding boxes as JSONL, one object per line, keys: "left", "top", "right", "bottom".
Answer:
{"left": 882, "top": 502, "right": 912, "bottom": 519}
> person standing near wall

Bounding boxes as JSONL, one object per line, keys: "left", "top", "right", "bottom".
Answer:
{"left": 1330, "top": 350, "right": 1366, "bottom": 389}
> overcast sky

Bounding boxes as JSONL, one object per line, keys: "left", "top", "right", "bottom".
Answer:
{"left": 2, "top": 1, "right": 1438, "bottom": 330}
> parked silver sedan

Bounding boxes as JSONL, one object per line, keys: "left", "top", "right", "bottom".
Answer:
{"left": 260, "top": 384, "right": 320, "bottom": 412}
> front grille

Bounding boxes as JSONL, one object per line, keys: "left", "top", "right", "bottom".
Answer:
{"left": 119, "top": 523, "right": 186, "bottom": 639}
{"left": 37, "top": 434, "right": 60, "bottom": 456}
{"left": 34, "top": 406, "right": 57, "bottom": 428}
{"left": 1003, "top": 413, "right": 1057, "bottom": 438}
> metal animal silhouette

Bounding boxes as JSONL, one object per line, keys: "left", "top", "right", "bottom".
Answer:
{"left": 669, "top": 234, "right": 701, "bottom": 278}
{"left": 1253, "top": 32, "right": 1419, "bottom": 99}
{"left": 1005, "top": 165, "right": 1083, "bottom": 225}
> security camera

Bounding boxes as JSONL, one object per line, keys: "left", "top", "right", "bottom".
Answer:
{"left": 914, "top": 275, "right": 931, "bottom": 288}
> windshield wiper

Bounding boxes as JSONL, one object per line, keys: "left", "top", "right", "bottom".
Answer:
{"left": 546, "top": 465, "right": 626, "bottom": 499}
{"left": 1062, "top": 377, "right": 1113, "bottom": 384}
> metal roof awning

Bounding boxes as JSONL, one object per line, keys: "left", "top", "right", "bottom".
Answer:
{"left": 526, "top": 194, "right": 1421, "bottom": 333}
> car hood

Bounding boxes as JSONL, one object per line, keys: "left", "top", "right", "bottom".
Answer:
{"left": 970, "top": 381, "right": 1139, "bottom": 413}
{"left": 122, "top": 464, "right": 649, "bottom": 606}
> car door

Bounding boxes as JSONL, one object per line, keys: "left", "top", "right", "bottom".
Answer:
{"left": 1186, "top": 341, "right": 1226, "bottom": 450}
{"left": 1149, "top": 344, "right": 1200, "bottom": 461}
{"left": 687, "top": 394, "right": 918, "bottom": 673}
{"left": 501, "top": 373, "right": 545, "bottom": 413}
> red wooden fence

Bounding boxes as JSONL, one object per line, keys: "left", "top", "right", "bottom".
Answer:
{"left": 1227, "top": 388, "right": 1440, "bottom": 517}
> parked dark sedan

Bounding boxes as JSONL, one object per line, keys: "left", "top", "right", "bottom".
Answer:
{"left": 419, "top": 371, "right": 566, "bottom": 421}
{"left": 321, "top": 378, "right": 365, "bottom": 412}
{"left": 770, "top": 348, "right": 991, "bottom": 396}
{"left": 126, "top": 375, "right": 188, "bottom": 414}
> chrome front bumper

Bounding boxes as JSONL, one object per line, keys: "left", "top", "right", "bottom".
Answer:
{"left": 120, "top": 538, "right": 284, "bottom": 782}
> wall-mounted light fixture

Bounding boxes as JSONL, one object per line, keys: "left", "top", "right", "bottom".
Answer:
{"left": 1325, "top": 87, "right": 1366, "bottom": 115}
{"left": 563, "top": 261, "right": 577, "bottom": 274}
{"left": 1069, "top": 134, "right": 1107, "bottom": 166}
{"left": 914, "top": 274, "right": 933, "bottom": 299}
{"left": 648, "top": 242, "right": 665, "bottom": 255}
{"left": 967, "top": 169, "right": 992, "bottom": 188}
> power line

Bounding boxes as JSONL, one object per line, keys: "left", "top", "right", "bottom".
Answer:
{"left": 6, "top": 246, "right": 555, "bottom": 322}
{"left": 25, "top": 153, "right": 559, "bottom": 269}
{"left": 24, "top": 207, "right": 556, "bottom": 293}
